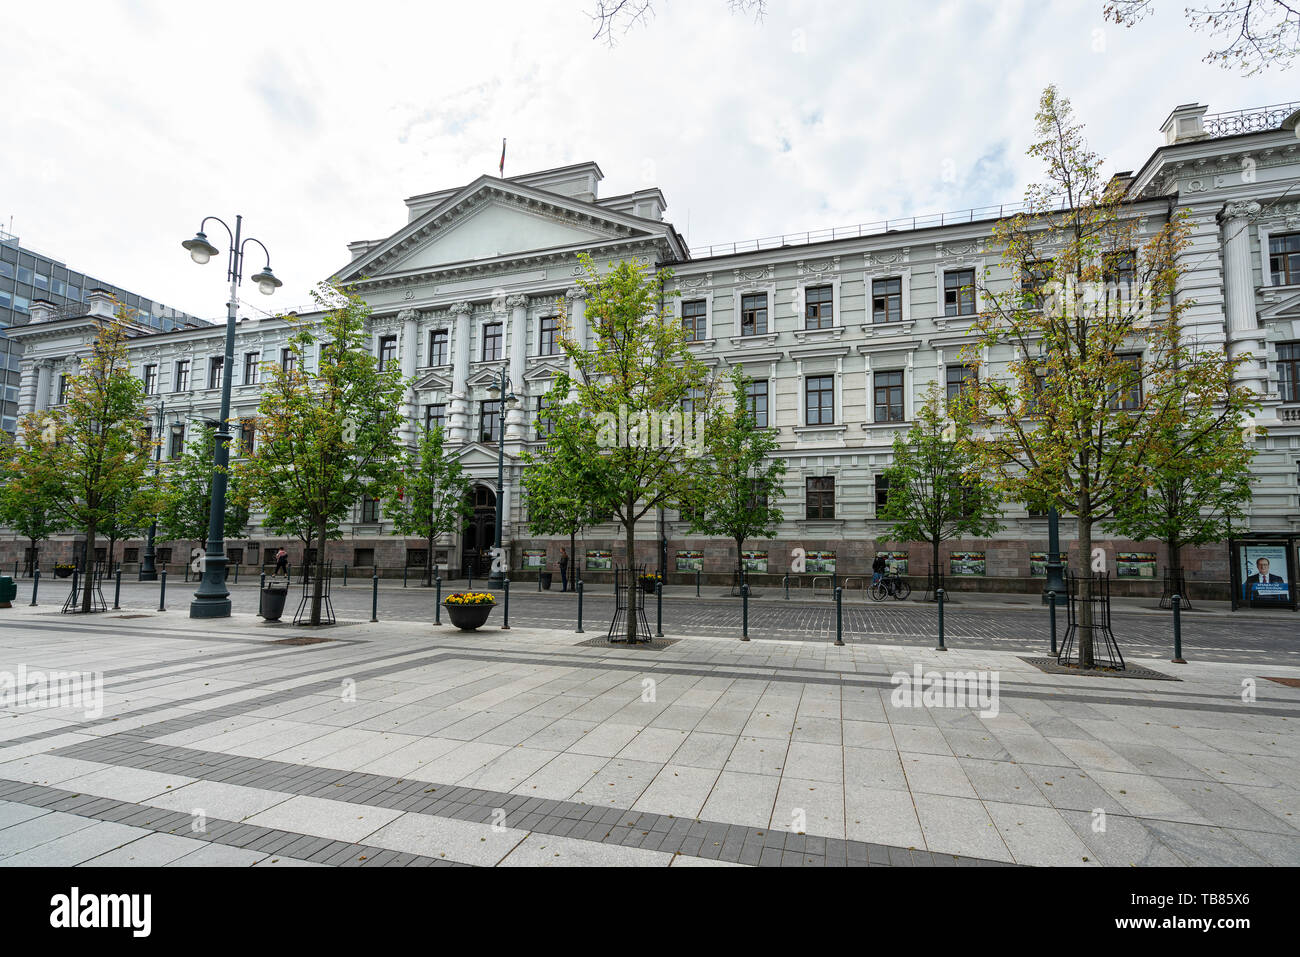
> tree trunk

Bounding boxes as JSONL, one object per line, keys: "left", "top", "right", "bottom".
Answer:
{"left": 569, "top": 530, "right": 577, "bottom": 591}
{"left": 931, "top": 537, "right": 941, "bottom": 597}
{"left": 311, "top": 519, "right": 326, "bottom": 625}
{"left": 1167, "top": 536, "right": 1183, "bottom": 601}
{"left": 426, "top": 533, "right": 434, "bottom": 587}
{"left": 29, "top": 538, "right": 38, "bottom": 575}
{"left": 625, "top": 511, "right": 638, "bottom": 643}
{"left": 736, "top": 536, "right": 745, "bottom": 592}
{"left": 1077, "top": 506, "right": 1095, "bottom": 668}
{"left": 81, "top": 521, "right": 97, "bottom": 614}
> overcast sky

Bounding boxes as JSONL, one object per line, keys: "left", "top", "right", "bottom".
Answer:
{"left": 1, "top": 0, "right": 1292, "bottom": 320}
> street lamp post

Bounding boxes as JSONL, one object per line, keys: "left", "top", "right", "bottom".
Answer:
{"left": 139, "top": 400, "right": 167, "bottom": 581}
{"left": 181, "top": 215, "right": 281, "bottom": 618}
{"left": 1033, "top": 350, "right": 1069, "bottom": 604}
{"left": 487, "top": 367, "right": 518, "bottom": 586}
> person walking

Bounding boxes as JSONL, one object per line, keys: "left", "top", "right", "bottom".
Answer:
{"left": 274, "top": 547, "right": 289, "bottom": 576}
{"left": 559, "top": 548, "right": 570, "bottom": 592}
{"left": 872, "top": 553, "right": 887, "bottom": 586}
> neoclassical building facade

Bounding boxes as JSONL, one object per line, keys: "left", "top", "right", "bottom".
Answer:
{"left": 6, "top": 99, "right": 1300, "bottom": 596}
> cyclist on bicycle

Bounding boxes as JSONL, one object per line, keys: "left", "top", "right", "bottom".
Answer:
{"left": 872, "top": 554, "right": 887, "bottom": 586}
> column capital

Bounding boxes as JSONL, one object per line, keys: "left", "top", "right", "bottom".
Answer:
{"left": 1219, "top": 200, "right": 1261, "bottom": 224}
{"left": 506, "top": 294, "right": 529, "bottom": 310}
{"left": 449, "top": 301, "right": 473, "bottom": 317}
{"left": 565, "top": 287, "right": 588, "bottom": 302}
{"left": 396, "top": 308, "right": 420, "bottom": 323}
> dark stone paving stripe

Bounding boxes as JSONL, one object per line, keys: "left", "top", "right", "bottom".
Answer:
{"left": 40, "top": 738, "right": 1013, "bottom": 867}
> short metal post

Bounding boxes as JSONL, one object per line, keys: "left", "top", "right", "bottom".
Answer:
{"left": 834, "top": 586, "right": 844, "bottom": 646}
{"left": 695, "top": 568, "right": 700, "bottom": 598}
{"left": 233, "top": 563, "right": 239, "bottom": 585}
{"left": 159, "top": 569, "right": 167, "bottom": 612}
{"left": 537, "top": 569, "right": 542, "bottom": 592}
{"left": 741, "top": 582, "right": 750, "bottom": 641}
{"left": 833, "top": 571, "right": 838, "bottom": 593}
{"left": 467, "top": 563, "right": 473, "bottom": 592}
{"left": 1047, "top": 591, "right": 1058, "bottom": 656}
{"left": 575, "top": 579, "right": 584, "bottom": 634}
{"left": 1171, "top": 594, "right": 1186, "bottom": 664}
{"left": 113, "top": 567, "right": 122, "bottom": 610}
{"left": 935, "top": 588, "right": 947, "bottom": 651}
{"left": 501, "top": 578, "right": 511, "bottom": 629}
{"left": 655, "top": 580, "right": 663, "bottom": 637}
{"left": 371, "top": 571, "right": 379, "bottom": 622}
{"left": 343, "top": 564, "right": 348, "bottom": 586}
{"left": 30, "top": 568, "right": 39, "bottom": 606}
{"left": 435, "top": 576, "right": 442, "bottom": 625}
{"left": 783, "top": 574, "right": 789, "bottom": 600}
{"left": 259, "top": 572, "right": 266, "bottom": 616}
{"left": 403, "top": 564, "right": 408, "bottom": 588}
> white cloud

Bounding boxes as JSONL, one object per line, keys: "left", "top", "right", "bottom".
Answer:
{"left": 0, "top": 0, "right": 1291, "bottom": 318}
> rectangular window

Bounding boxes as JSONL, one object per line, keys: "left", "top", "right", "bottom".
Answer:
{"left": 874, "top": 371, "right": 905, "bottom": 422}
{"left": 681, "top": 300, "right": 706, "bottom": 341}
{"left": 482, "top": 322, "right": 503, "bottom": 361}
{"left": 1110, "top": 354, "right": 1143, "bottom": 410}
{"left": 17, "top": 266, "right": 32, "bottom": 285}
{"left": 173, "top": 360, "right": 190, "bottom": 393}
{"left": 745, "top": 379, "right": 769, "bottom": 428}
{"left": 406, "top": 548, "right": 428, "bottom": 568}
{"left": 1279, "top": 342, "right": 1300, "bottom": 403}
{"left": 945, "top": 364, "right": 977, "bottom": 404}
{"left": 806, "top": 476, "right": 835, "bottom": 520}
{"left": 740, "top": 293, "right": 768, "bottom": 336}
{"left": 0, "top": 262, "right": 12, "bottom": 280}
{"left": 1023, "top": 259, "right": 1053, "bottom": 308}
{"left": 681, "top": 387, "right": 703, "bottom": 415}
{"left": 156, "top": 547, "right": 172, "bottom": 565}
{"left": 57, "top": 375, "right": 68, "bottom": 404}
{"left": 143, "top": 364, "right": 158, "bottom": 395}
{"left": 875, "top": 474, "right": 890, "bottom": 511}
{"left": 33, "top": 272, "right": 48, "bottom": 291}
{"left": 428, "top": 329, "right": 448, "bottom": 366}
{"left": 208, "top": 356, "right": 224, "bottom": 389}
{"left": 12, "top": 295, "right": 28, "bottom": 315}
{"left": 539, "top": 316, "right": 559, "bottom": 355}
{"left": 804, "top": 284, "right": 833, "bottom": 330}
{"left": 319, "top": 341, "right": 336, "bottom": 367}
{"left": 378, "top": 334, "right": 398, "bottom": 371}
{"left": 536, "top": 394, "right": 554, "bottom": 438}
{"left": 944, "top": 268, "right": 976, "bottom": 317}
{"left": 425, "top": 403, "right": 447, "bottom": 433}
{"left": 124, "top": 547, "right": 139, "bottom": 564}
{"left": 280, "top": 347, "right": 296, "bottom": 373}
{"left": 480, "top": 399, "right": 501, "bottom": 442}
{"left": 239, "top": 419, "right": 256, "bottom": 455}
{"left": 354, "top": 547, "right": 375, "bottom": 567}
{"left": 243, "top": 351, "right": 261, "bottom": 385}
{"left": 805, "top": 375, "right": 834, "bottom": 426}
{"left": 872, "top": 277, "right": 902, "bottom": 324}
{"left": 1103, "top": 249, "right": 1136, "bottom": 289}
{"left": 169, "top": 424, "right": 185, "bottom": 459}
{"left": 360, "top": 497, "right": 381, "bottom": 524}
{"left": 1269, "top": 232, "right": 1300, "bottom": 286}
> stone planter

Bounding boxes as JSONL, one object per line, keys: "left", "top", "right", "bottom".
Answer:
{"left": 54, "top": 566, "right": 74, "bottom": 579}
{"left": 443, "top": 601, "right": 495, "bottom": 631}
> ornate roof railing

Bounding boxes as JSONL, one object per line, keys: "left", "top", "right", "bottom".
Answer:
{"left": 1202, "top": 101, "right": 1299, "bottom": 138}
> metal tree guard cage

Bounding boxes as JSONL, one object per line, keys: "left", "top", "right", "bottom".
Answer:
{"left": 1057, "top": 571, "right": 1125, "bottom": 670}
{"left": 924, "top": 563, "right": 945, "bottom": 602}
{"left": 1159, "top": 567, "right": 1193, "bottom": 611}
{"left": 294, "top": 561, "right": 336, "bottom": 626}
{"left": 608, "top": 564, "right": 651, "bottom": 644}
{"left": 61, "top": 568, "right": 107, "bottom": 614}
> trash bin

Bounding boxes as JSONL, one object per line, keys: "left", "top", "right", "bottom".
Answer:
{"left": 260, "top": 576, "right": 290, "bottom": 621}
{"left": 539, "top": 571, "right": 553, "bottom": 590}
{"left": 0, "top": 575, "right": 16, "bottom": 609}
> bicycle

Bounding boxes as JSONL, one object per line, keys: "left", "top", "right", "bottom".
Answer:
{"left": 870, "top": 573, "right": 911, "bottom": 602}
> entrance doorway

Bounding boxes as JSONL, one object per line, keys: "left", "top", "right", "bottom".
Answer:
{"left": 461, "top": 484, "right": 497, "bottom": 578}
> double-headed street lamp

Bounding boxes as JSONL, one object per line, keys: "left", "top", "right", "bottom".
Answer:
{"left": 181, "top": 215, "right": 281, "bottom": 618}
{"left": 1032, "top": 351, "right": 1068, "bottom": 602}
{"left": 486, "top": 367, "right": 518, "bottom": 585}
{"left": 139, "top": 404, "right": 184, "bottom": 581}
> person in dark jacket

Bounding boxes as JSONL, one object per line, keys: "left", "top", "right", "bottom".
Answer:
{"left": 559, "top": 548, "right": 570, "bottom": 592}
{"left": 872, "top": 554, "right": 887, "bottom": 585}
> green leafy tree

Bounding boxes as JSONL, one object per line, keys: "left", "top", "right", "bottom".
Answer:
{"left": 538, "top": 254, "right": 715, "bottom": 642}
{"left": 521, "top": 418, "right": 607, "bottom": 585}
{"left": 1, "top": 311, "right": 159, "bottom": 612}
{"left": 234, "top": 283, "right": 407, "bottom": 624}
{"left": 682, "top": 367, "right": 785, "bottom": 586}
{"left": 877, "top": 385, "right": 1002, "bottom": 588}
{"left": 0, "top": 457, "right": 62, "bottom": 573}
{"left": 386, "top": 425, "right": 471, "bottom": 586}
{"left": 158, "top": 424, "right": 250, "bottom": 562}
{"left": 964, "top": 86, "right": 1258, "bottom": 666}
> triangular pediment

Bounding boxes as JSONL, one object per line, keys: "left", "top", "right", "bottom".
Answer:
{"left": 524, "top": 360, "right": 567, "bottom": 382}
{"left": 466, "top": 364, "right": 509, "bottom": 388}
{"left": 1259, "top": 290, "right": 1300, "bottom": 320}
{"left": 454, "top": 442, "right": 518, "bottom": 468}
{"left": 413, "top": 370, "right": 453, "bottom": 392}
{"left": 336, "top": 176, "right": 673, "bottom": 283}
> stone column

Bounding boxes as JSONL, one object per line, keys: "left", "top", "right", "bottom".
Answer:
{"left": 1218, "top": 200, "right": 1267, "bottom": 395}
{"left": 505, "top": 295, "right": 529, "bottom": 441}
{"left": 33, "top": 359, "right": 53, "bottom": 412}
{"left": 398, "top": 309, "right": 419, "bottom": 443}
{"left": 566, "top": 288, "right": 587, "bottom": 396}
{"left": 448, "top": 301, "right": 472, "bottom": 444}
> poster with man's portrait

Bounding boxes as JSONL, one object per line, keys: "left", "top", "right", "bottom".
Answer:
{"left": 1241, "top": 545, "right": 1290, "bottom": 602}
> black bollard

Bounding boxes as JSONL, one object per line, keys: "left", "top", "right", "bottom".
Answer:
{"left": 502, "top": 578, "right": 511, "bottom": 630}
{"left": 784, "top": 574, "right": 790, "bottom": 601}
{"left": 834, "top": 586, "right": 844, "bottom": 646}
{"left": 343, "top": 564, "right": 348, "bottom": 587}
{"left": 259, "top": 572, "right": 266, "bottom": 617}
{"left": 403, "top": 564, "right": 408, "bottom": 588}
{"left": 30, "top": 568, "right": 39, "bottom": 606}
{"left": 935, "top": 588, "right": 947, "bottom": 651}
{"left": 1047, "top": 590, "right": 1058, "bottom": 656}
{"left": 695, "top": 568, "right": 700, "bottom": 598}
{"left": 113, "top": 567, "right": 122, "bottom": 610}
{"left": 655, "top": 580, "right": 663, "bottom": 637}
{"left": 159, "top": 569, "right": 167, "bottom": 612}
{"left": 575, "top": 579, "right": 584, "bottom": 634}
{"left": 467, "top": 564, "right": 473, "bottom": 592}
{"left": 371, "top": 571, "right": 379, "bottom": 622}
{"left": 234, "top": 563, "right": 239, "bottom": 585}
{"left": 1171, "top": 594, "right": 1186, "bottom": 664}
{"left": 741, "top": 582, "right": 750, "bottom": 641}
{"left": 435, "top": 576, "right": 442, "bottom": 625}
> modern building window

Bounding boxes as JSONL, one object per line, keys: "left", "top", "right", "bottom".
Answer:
{"left": 173, "top": 360, "right": 190, "bottom": 392}
{"left": 875, "top": 474, "right": 890, "bottom": 511}
{"left": 168, "top": 424, "right": 185, "bottom": 459}
{"left": 378, "top": 335, "right": 398, "bottom": 371}
{"left": 425, "top": 403, "right": 446, "bottom": 433}
{"left": 745, "top": 379, "right": 769, "bottom": 428}
{"left": 12, "top": 295, "right": 28, "bottom": 315}
{"left": 208, "top": 356, "right": 224, "bottom": 389}
{"left": 804, "top": 284, "right": 833, "bottom": 330}
{"left": 872, "top": 277, "right": 902, "bottom": 323}
{"left": 806, "top": 476, "right": 835, "bottom": 520}
{"left": 740, "top": 293, "right": 768, "bottom": 336}
{"left": 17, "top": 266, "right": 32, "bottom": 285}
{"left": 243, "top": 351, "right": 261, "bottom": 385}
{"left": 482, "top": 322, "right": 503, "bottom": 361}
{"left": 945, "top": 364, "right": 977, "bottom": 404}
{"left": 1110, "top": 354, "right": 1143, "bottom": 410}
{"left": 360, "top": 497, "right": 381, "bottom": 524}
{"left": 1277, "top": 342, "right": 1300, "bottom": 402}
{"left": 944, "top": 268, "right": 976, "bottom": 316}
{"left": 1269, "top": 232, "right": 1300, "bottom": 286}
{"left": 428, "top": 329, "right": 448, "bottom": 366}
{"left": 143, "top": 364, "right": 158, "bottom": 396}
{"left": 280, "top": 347, "right": 296, "bottom": 373}
{"left": 874, "top": 371, "right": 905, "bottom": 422}
{"left": 681, "top": 300, "right": 706, "bottom": 341}
{"left": 33, "top": 272, "right": 48, "bottom": 292}
{"left": 805, "top": 375, "right": 834, "bottom": 425}
{"left": 480, "top": 399, "right": 502, "bottom": 442}
{"left": 539, "top": 316, "right": 559, "bottom": 355}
